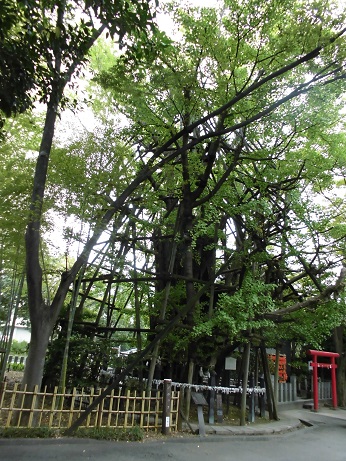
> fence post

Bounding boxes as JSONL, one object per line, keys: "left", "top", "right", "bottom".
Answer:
{"left": 209, "top": 370, "right": 216, "bottom": 424}
{"left": 216, "top": 394, "right": 223, "bottom": 423}
{"left": 278, "top": 381, "right": 282, "bottom": 403}
{"left": 0, "top": 381, "right": 4, "bottom": 402}
{"left": 177, "top": 390, "right": 183, "bottom": 431}
{"left": 248, "top": 374, "right": 255, "bottom": 423}
{"left": 291, "top": 375, "right": 297, "bottom": 401}
{"left": 162, "top": 379, "right": 172, "bottom": 435}
{"left": 283, "top": 383, "right": 287, "bottom": 403}
{"left": 259, "top": 376, "right": 266, "bottom": 417}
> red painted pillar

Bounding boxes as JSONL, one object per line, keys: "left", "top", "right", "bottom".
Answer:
{"left": 311, "top": 356, "right": 319, "bottom": 411}
{"left": 331, "top": 357, "right": 338, "bottom": 409}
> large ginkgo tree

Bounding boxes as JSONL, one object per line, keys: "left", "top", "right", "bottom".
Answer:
{"left": 2, "top": 0, "right": 346, "bottom": 412}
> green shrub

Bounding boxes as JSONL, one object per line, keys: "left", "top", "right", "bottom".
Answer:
{"left": 10, "top": 340, "right": 28, "bottom": 355}
{"left": 10, "top": 363, "right": 25, "bottom": 371}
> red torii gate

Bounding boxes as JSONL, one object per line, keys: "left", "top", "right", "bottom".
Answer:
{"left": 307, "top": 349, "right": 339, "bottom": 411}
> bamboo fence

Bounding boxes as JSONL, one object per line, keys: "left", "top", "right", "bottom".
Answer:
{"left": 0, "top": 382, "right": 180, "bottom": 430}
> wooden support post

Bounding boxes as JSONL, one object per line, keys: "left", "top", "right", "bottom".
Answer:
{"left": 240, "top": 342, "right": 250, "bottom": 426}
{"left": 185, "top": 360, "right": 194, "bottom": 420}
{"left": 162, "top": 379, "right": 172, "bottom": 435}
{"left": 274, "top": 346, "right": 280, "bottom": 408}
{"left": 248, "top": 373, "right": 255, "bottom": 423}
{"left": 291, "top": 375, "right": 297, "bottom": 401}
{"left": 259, "top": 376, "right": 266, "bottom": 418}
{"left": 209, "top": 370, "right": 216, "bottom": 424}
{"left": 260, "top": 344, "right": 278, "bottom": 420}
{"left": 177, "top": 391, "right": 183, "bottom": 431}
{"left": 216, "top": 394, "right": 223, "bottom": 423}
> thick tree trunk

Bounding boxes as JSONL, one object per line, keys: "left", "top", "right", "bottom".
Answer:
{"left": 17, "top": 308, "right": 53, "bottom": 426}
{"left": 333, "top": 326, "right": 346, "bottom": 407}
{"left": 24, "top": 103, "right": 58, "bottom": 391}
{"left": 22, "top": 315, "right": 52, "bottom": 391}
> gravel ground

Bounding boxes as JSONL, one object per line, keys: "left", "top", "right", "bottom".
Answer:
{"left": 4, "top": 371, "right": 24, "bottom": 385}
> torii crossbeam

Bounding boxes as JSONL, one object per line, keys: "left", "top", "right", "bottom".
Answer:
{"left": 307, "top": 350, "right": 339, "bottom": 411}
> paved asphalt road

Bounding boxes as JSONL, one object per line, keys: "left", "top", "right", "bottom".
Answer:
{"left": 1, "top": 410, "right": 345, "bottom": 461}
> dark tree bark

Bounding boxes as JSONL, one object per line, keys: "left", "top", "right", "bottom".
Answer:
{"left": 24, "top": 103, "right": 59, "bottom": 390}
{"left": 333, "top": 326, "right": 346, "bottom": 408}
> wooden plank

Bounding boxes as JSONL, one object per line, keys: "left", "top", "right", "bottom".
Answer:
{"left": 125, "top": 389, "right": 131, "bottom": 428}
{"left": 140, "top": 391, "right": 145, "bottom": 428}
{"left": 106, "top": 388, "right": 112, "bottom": 427}
{"left": 38, "top": 386, "right": 47, "bottom": 427}
{"left": 0, "top": 381, "right": 6, "bottom": 408}
{"left": 131, "top": 390, "right": 136, "bottom": 427}
{"left": 97, "top": 387, "right": 103, "bottom": 427}
{"left": 50, "top": 387, "right": 58, "bottom": 427}
{"left": 68, "top": 388, "right": 75, "bottom": 427}
{"left": 114, "top": 389, "right": 120, "bottom": 427}
{"left": 57, "top": 388, "right": 63, "bottom": 428}
{"left": 86, "top": 387, "right": 93, "bottom": 428}
{"left": 16, "top": 384, "right": 24, "bottom": 427}
{"left": 18, "top": 384, "right": 27, "bottom": 427}
{"left": 170, "top": 392, "right": 178, "bottom": 430}
{"left": 7, "top": 382, "right": 18, "bottom": 427}
{"left": 155, "top": 390, "right": 160, "bottom": 430}
{"left": 28, "top": 385, "right": 38, "bottom": 428}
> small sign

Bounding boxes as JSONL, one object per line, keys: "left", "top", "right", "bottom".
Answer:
{"left": 165, "top": 416, "right": 170, "bottom": 428}
{"left": 225, "top": 357, "right": 237, "bottom": 370}
{"left": 191, "top": 392, "right": 208, "bottom": 406}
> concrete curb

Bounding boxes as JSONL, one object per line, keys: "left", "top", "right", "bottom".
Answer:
{"left": 183, "top": 399, "right": 337, "bottom": 437}
{"left": 184, "top": 417, "right": 304, "bottom": 437}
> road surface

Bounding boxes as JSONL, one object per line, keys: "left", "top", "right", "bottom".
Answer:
{"left": 1, "top": 410, "right": 345, "bottom": 461}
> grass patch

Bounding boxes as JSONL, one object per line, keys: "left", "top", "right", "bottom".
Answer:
{"left": 74, "top": 426, "right": 144, "bottom": 441}
{"left": 0, "top": 425, "right": 144, "bottom": 441}
{"left": 0, "top": 427, "right": 60, "bottom": 438}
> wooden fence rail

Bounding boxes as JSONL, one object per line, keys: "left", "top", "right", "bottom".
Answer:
{"left": 0, "top": 383, "right": 179, "bottom": 431}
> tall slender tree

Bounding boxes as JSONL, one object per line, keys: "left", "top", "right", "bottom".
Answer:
{"left": 2, "top": 0, "right": 158, "bottom": 390}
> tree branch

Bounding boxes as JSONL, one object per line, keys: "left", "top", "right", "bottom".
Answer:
{"left": 266, "top": 266, "right": 346, "bottom": 319}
